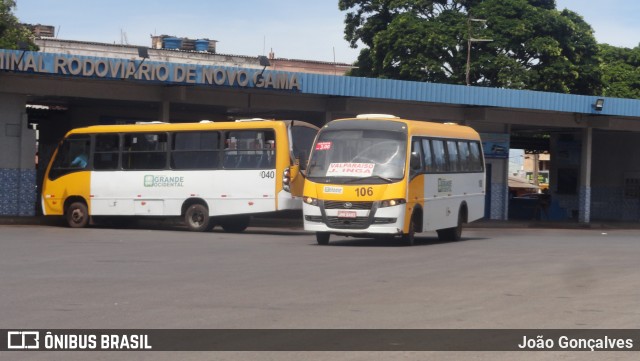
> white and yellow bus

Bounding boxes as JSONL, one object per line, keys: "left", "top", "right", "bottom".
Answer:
{"left": 302, "top": 114, "right": 485, "bottom": 245}
{"left": 42, "top": 119, "right": 318, "bottom": 231}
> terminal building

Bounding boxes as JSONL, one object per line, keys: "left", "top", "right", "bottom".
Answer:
{"left": 2, "top": 30, "right": 640, "bottom": 224}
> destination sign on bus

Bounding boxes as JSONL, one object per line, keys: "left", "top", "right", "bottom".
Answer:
{"left": 326, "top": 163, "right": 375, "bottom": 177}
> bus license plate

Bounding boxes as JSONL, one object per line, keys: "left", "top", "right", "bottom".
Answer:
{"left": 337, "top": 210, "right": 357, "bottom": 218}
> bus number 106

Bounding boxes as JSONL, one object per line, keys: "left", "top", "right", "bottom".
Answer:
{"left": 355, "top": 187, "right": 373, "bottom": 197}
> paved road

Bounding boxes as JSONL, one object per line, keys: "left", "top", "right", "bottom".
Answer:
{"left": 1, "top": 224, "right": 639, "bottom": 360}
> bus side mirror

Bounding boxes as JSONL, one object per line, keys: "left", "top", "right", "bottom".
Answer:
{"left": 289, "top": 163, "right": 300, "bottom": 181}
{"left": 286, "top": 163, "right": 305, "bottom": 196}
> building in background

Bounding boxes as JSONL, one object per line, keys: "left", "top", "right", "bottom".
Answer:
{"left": 31, "top": 25, "right": 355, "bottom": 76}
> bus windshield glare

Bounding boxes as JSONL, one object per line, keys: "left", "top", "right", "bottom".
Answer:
{"left": 306, "top": 129, "right": 407, "bottom": 183}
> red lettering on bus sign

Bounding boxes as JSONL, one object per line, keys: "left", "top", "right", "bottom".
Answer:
{"left": 315, "top": 142, "right": 332, "bottom": 150}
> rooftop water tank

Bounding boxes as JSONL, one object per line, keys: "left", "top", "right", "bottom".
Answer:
{"left": 195, "top": 39, "right": 209, "bottom": 52}
{"left": 163, "top": 37, "right": 182, "bottom": 50}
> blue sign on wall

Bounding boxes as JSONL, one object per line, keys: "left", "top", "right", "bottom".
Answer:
{"left": 481, "top": 133, "right": 510, "bottom": 159}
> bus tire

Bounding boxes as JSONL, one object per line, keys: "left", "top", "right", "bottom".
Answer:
{"left": 401, "top": 215, "right": 417, "bottom": 246}
{"left": 316, "top": 232, "right": 330, "bottom": 245}
{"left": 437, "top": 209, "right": 464, "bottom": 242}
{"left": 220, "top": 216, "right": 250, "bottom": 233}
{"left": 204, "top": 221, "right": 217, "bottom": 232}
{"left": 66, "top": 201, "right": 89, "bottom": 228}
{"left": 185, "top": 204, "right": 210, "bottom": 232}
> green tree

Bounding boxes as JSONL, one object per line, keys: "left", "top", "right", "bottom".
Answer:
{"left": 339, "top": 0, "right": 603, "bottom": 95}
{"left": 0, "top": 0, "right": 37, "bottom": 50}
{"left": 600, "top": 43, "right": 640, "bottom": 99}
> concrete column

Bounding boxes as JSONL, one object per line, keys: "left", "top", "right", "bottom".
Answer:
{"left": 159, "top": 100, "right": 170, "bottom": 122}
{"left": 324, "top": 111, "right": 333, "bottom": 126}
{"left": 579, "top": 127, "right": 593, "bottom": 224}
{"left": 0, "top": 92, "right": 36, "bottom": 216}
{"left": 501, "top": 125, "right": 511, "bottom": 220}
{"left": 487, "top": 160, "right": 510, "bottom": 220}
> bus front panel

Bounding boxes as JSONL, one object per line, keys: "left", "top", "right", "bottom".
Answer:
{"left": 302, "top": 180, "right": 409, "bottom": 235}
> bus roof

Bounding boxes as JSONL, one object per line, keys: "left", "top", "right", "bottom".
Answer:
{"left": 330, "top": 116, "right": 481, "bottom": 140}
{"left": 64, "top": 119, "right": 318, "bottom": 136}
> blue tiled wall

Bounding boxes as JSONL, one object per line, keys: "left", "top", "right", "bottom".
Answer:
{"left": 0, "top": 168, "right": 36, "bottom": 216}
{"left": 551, "top": 187, "right": 640, "bottom": 222}
{"left": 490, "top": 182, "right": 507, "bottom": 220}
{"left": 578, "top": 186, "right": 591, "bottom": 223}
{"left": 591, "top": 186, "right": 640, "bottom": 221}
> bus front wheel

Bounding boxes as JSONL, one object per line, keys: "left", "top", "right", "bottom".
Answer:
{"left": 316, "top": 232, "right": 330, "bottom": 245}
{"left": 66, "top": 202, "right": 89, "bottom": 228}
{"left": 401, "top": 216, "right": 417, "bottom": 246}
{"left": 185, "top": 204, "right": 210, "bottom": 232}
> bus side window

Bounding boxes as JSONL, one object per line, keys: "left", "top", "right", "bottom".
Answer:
{"left": 122, "top": 133, "right": 168, "bottom": 170}
{"left": 431, "top": 139, "right": 447, "bottom": 172}
{"left": 224, "top": 130, "right": 275, "bottom": 169}
{"left": 410, "top": 139, "right": 423, "bottom": 174}
{"left": 171, "top": 131, "right": 220, "bottom": 170}
{"left": 446, "top": 140, "right": 460, "bottom": 172}
{"left": 458, "top": 141, "right": 471, "bottom": 172}
{"left": 469, "top": 141, "right": 483, "bottom": 171}
{"left": 94, "top": 134, "right": 120, "bottom": 170}
{"left": 421, "top": 139, "right": 434, "bottom": 172}
{"left": 260, "top": 132, "right": 276, "bottom": 169}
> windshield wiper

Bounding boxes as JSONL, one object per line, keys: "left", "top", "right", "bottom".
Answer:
{"left": 343, "top": 175, "right": 394, "bottom": 184}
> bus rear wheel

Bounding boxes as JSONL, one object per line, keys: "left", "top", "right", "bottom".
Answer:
{"left": 437, "top": 209, "right": 463, "bottom": 242}
{"left": 219, "top": 215, "right": 250, "bottom": 233}
{"left": 184, "top": 204, "right": 210, "bottom": 232}
{"left": 66, "top": 202, "right": 89, "bottom": 228}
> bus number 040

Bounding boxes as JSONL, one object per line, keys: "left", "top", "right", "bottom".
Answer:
{"left": 355, "top": 187, "right": 373, "bottom": 197}
{"left": 260, "top": 170, "right": 275, "bottom": 179}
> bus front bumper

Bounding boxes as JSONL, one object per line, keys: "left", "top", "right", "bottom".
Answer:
{"left": 302, "top": 202, "right": 406, "bottom": 235}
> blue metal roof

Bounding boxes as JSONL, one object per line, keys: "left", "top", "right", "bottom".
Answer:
{"left": 298, "top": 73, "right": 640, "bottom": 117}
{"left": 3, "top": 48, "right": 640, "bottom": 118}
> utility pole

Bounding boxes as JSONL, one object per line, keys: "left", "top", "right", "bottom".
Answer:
{"left": 533, "top": 152, "right": 540, "bottom": 187}
{"left": 466, "top": 18, "right": 492, "bottom": 86}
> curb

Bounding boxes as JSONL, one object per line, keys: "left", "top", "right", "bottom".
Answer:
{"left": 2, "top": 216, "right": 640, "bottom": 230}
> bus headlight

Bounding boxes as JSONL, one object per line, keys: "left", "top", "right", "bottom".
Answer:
{"left": 379, "top": 199, "right": 406, "bottom": 208}
{"left": 303, "top": 196, "right": 318, "bottom": 206}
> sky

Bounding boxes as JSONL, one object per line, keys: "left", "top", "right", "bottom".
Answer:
{"left": 13, "top": 0, "right": 640, "bottom": 64}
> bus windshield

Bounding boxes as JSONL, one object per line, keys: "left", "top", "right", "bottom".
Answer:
{"left": 306, "top": 129, "right": 407, "bottom": 184}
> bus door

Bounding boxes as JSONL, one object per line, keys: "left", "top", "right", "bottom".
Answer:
{"left": 287, "top": 122, "right": 320, "bottom": 197}
{"left": 407, "top": 138, "right": 426, "bottom": 231}
{"left": 417, "top": 138, "right": 450, "bottom": 231}
{"left": 220, "top": 129, "right": 277, "bottom": 215}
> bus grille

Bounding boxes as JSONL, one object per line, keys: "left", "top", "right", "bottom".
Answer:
{"left": 325, "top": 216, "right": 370, "bottom": 229}
{"left": 323, "top": 201, "right": 373, "bottom": 210}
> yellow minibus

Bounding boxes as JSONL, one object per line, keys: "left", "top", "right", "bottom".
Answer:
{"left": 42, "top": 119, "right": 318, "bottom": 231}
{"left": 302, "top": 114, "right": 485, "bottom": 245}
